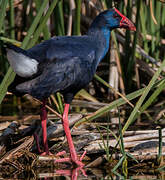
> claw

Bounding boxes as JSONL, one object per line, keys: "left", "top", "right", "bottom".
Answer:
{"left": 40, "top": 151, "right": 53, "bottom": 156}
{"left": 80, "top": 151, "right": 86, "bottom": 161}
{"left": 73, "top": 160, "right": 84, "bottom": 167}
{"left": 55, "top": 150, "right": 66, "bottom": 156}
{"left": 71, "top": 151, "right": 86, "bottom": 167}
{"left": 53, "top": 150, "right": 86, "bottom": 167}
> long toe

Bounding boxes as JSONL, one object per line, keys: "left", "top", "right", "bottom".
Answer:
{"left": 73, "top": 150, "right": 86, "bottom": 167}
{"left": 40, "top": 151, "right": 53, "bottom": 156}
{"left": 55, "top": 150, "right": 66, "bottom": 156}
{"left": 74, "top": 160, "right": 84, "bottom": 167}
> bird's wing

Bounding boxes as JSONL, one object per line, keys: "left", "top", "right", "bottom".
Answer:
{"left": 15, "top": 55, "right": 92, "bottom": 100}
{"left": 27, "top": 36, "right": 94, "bottom": 63}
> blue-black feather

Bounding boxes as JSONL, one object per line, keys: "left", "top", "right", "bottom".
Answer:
{"left": 7, "top": 8, "right": 122, "bottom": 103}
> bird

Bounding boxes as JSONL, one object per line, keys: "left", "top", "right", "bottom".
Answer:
{"left": 5, "top": 8, "right": 136, "bottom": 167}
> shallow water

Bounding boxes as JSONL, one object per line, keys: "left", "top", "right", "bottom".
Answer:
{"left": 1, "top": 166, "right": 165, "bottom": 180}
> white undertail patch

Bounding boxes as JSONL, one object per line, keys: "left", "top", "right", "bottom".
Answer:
{"left": 7, "top": 49, "right": 39, "bottom": 78}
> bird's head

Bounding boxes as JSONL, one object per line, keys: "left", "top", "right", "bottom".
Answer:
{"left": 95, "top": 8, "right": 136, "bottom": 31}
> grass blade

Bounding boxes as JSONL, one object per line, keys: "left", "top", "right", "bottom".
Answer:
{"left": 28, "top": 0, "right": 58, "bottom": 48}
{"left": 0, "top": 0, "right": 8, "bottom": 33}
{"left": 54, "top": 0, "right": 65, "bottom": 36}
{"left": 112, "top": 156, "right": 125, "bottom": 172}
{"left": 94, "top": 74, "right": 134, "bottom": 108}
{"left": 9, "top": 0, "right": 15, "bottom": 39}
{"left": 122, "top": 58, "right": 165, "bottom": 134}
{"left": 75, "top": 87, "right": 145, "bottom": 127}
{"left": 34, "top": 0, "right": 51, "bottom": 40}
{"left": 22, "top": 0, "right": 50, "bottom": 49}
{"left": 73, "top": 0, "right": 81, "bottom": 35}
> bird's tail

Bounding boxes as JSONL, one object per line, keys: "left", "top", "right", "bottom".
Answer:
{"left": 5, "top": 43, "right": 39, "bottom": 78}
{"left": 5, "top": 43, "right": 28, "bottom": 56}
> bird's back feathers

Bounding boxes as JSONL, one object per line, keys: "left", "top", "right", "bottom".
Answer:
{"left": 6, "top": 8, "right": 135, "bottom": 103}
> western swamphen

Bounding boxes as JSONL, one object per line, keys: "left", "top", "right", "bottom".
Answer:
{"left": 6, "top": 8, "right": 136, "bottom": 166}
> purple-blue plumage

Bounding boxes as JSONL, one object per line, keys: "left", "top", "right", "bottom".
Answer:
{"left": 5, "top": 8, "right": 136, "bottom": 164}
{"left": 7, "top": 8, "right": 136, "bottom": 104}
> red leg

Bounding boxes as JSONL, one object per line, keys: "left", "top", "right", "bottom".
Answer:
{"left": 62, "top": 104, "right": 85, "bottom": 167}
{"left": 40, "top": 99, "right": 49, "bottom": 155}
{"left": 34, "top": 133, "right": 42, "bottom": 154}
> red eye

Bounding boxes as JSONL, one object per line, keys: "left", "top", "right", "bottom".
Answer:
{"left": 113, "top": 13, "right": 120, "bottom": 18}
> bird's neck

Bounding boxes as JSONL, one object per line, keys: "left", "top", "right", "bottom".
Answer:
{"left": 87, "top": 26, "right": 111, "bottom": 67}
